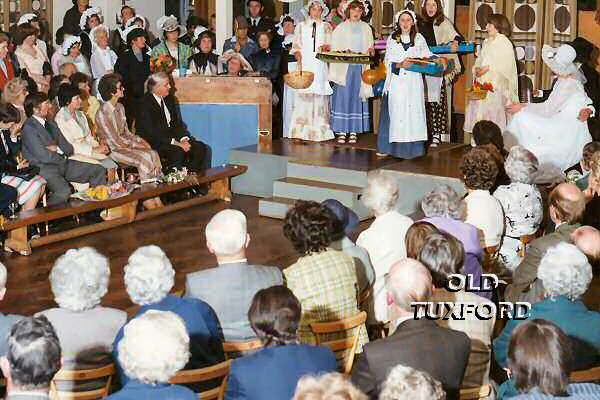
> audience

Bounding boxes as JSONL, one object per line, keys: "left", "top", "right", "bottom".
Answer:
{"left": 188, "top": 30, "right": 222, "bottom": 76}
{"left": 418, "top": 233, "right": 495, "bottom": 390}
{"left": 58, "top": 61, "right": 77, "bottom": 79}
{"left": 36, "top": 247, "right": 126, "bottom": 387}
{"left": 293, "top": 373, "right": 367, "bottom": 400}
{"left": 357, "top": 170, "right": 414, "bottom": 323}
{"left": 225, "top": 286, "right": 337, "bottom": 400}
{"left": 110, "top": 5, "right": 135, "bottom": 57}
{"left": 70, "top": 72, "right": 100, "bottom": 133}
{"left": 283, "top": 200, "right": 368, "bottom": 351}
{"left": 78, "top": 7, "right": 102, "bottom": 60}
{"left": 252, "top": 31, "right": 280, "bottom": 85}
{"left": 222, "top": 50, "right": 253, "bottom": 76}
{"left": 0, "top": 262, "right": 23, "bottom": 357}
{"left": 223, "top": 16, "right": 259, "bottom": 63}
{"left": 405, "top": 221, "right": 440, "bottom": 259}
{"left": 151, "top": 15, "right": 193, "bottom": 71}
{"left": 14, "top": 22, "right": 50, "bottom": 93}
{"left": 3, "top": 78, "right": 29, "bottom": 132}
{"left": 246, "top": 0, "right": 276, "bottom": 42}
{"left": 583, "top": 151, "right": 600, "bottom": 229}
{"left": 505, "top": 182, "right": 585, "bottom": 303}
{"left": 379, "top": 365, "right": 446, "bottom": 400}
{"left": 90, "top": 25, "right": 117, "bottom": 80}
{"left": 0, "top": 35, "right": 16, "bottom": 92}
{"left": 63, "top": 0, "right": 90, "bottom": 34}
{"left": 571, "top": 226, "right": 600, "bottom": 269}
{"left": 0, "top": 316, "right": 61, "bottom": 400}
{"left": 109, "top": 311, "right": 196, "bottom": 399}
{"left": 185, "top": 209, "right": 283, "bottom": 340}
{"left": 460, "top": 147, "right": 505, "bottom": 249}
{"left": 351, "top": 258, "right": 470, "bottom": 400}
{"left": 574, "top": 141, "right": 600, "bottom": 191}
{"left": 59, "top": 35, "right": 91, "bottom": 76}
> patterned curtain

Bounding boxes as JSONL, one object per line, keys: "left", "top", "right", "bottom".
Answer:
{"left": 542, "top": 0, "right": 577, "bottom": 88}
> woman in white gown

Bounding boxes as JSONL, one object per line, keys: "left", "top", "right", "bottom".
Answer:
{"left": 289, "top": 0, "right": 335, "bottom": 142}
{"left": 505, "top": 44, "right": 593, "bottom": 177}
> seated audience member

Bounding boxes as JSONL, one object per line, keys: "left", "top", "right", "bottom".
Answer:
{"left": 3, "top": 78, "right": 30, "bottom": 131}
{"left": 78, "top": 7, "right": 103, "bottom": 61}
{"left": 571, "top": 226, "right": 600, "bottom": 269}
{"left": 0, "top": 262, "right": 23, "bottom": 357}
{"left": 494, "top": 243, "right": 599, "bottom": 369}
{"left": 321, "top": 199, "right": 375, "bottom": 295}
{"left": 110, "top": 5, "right": 135, "bottom": 57}
{"left": 223, "top": 16, "right": 259, "bottom": 62}
{"left": 70, "top": 72, "right": 100, "bottom": 131}
{"left": 151, "top": 15, "right": 193, "bottom": 72}
{"left": 221, "top": 49, "right": 253, "bottom": 76}
{"left": 419, "top": 233, "right": 495, "bottom": 390}
{"left": 357, "top": 170, "right": 414, "bottom": 323}
{"left": 48, "top": 74, "right": 70, "bottom": 119}
{"left": 21, "top": 92, "right": 107, "bottom": 205}
{"left": 460, "top": 148, "right": 504, "bottom": 249}
{"left": 51, "top": 28, "right": 67, "bottom": 75}
{"left": 14, "top": 23, "right": 50, "bottom": 93}
{"left": 114, "top": 245, "right": 224, "bottom": 387}
{"left": 54, "top": 83, "right": 117, "bottom": 177}
{"left": 583, "top": 152, "right": 600, "bottom": 229}
{"left": 283, "top": 201, "right": 368, "bottom": 350}
{"left": 252, "top": 31, "right": 280, "bottom": 85}
{"left": 185, "top": 209, "right": 283, "bottom": 341}
{"left": 58, "top": 62, "right": 77, "bottom": 79}
{"left": 351, "top": 258, "right": 471, "bottom": 400}
{"left": 471, "top": 119, "right": 508, "bottom": 157}
{"left": 293, "top": 373, "right": 367, "bottom": 400}
{"left": 574, "top": 141, "right": 600, "bottom": 191}
{"left": 188, "top": 30, "right": 223, "bottom": 76}
{"left": 476, "top": 143, "right": 511, "bottom": 190}
{"left": 136, "top": 72, "right": 207, "bottom": 173}
{"left": 405, "top": 221, "right": 440, "bottom": 259}
{"left": 379, "top": 365, "right": 445, "bottom": 400}
{"left": 493, "top": 146, "right": 543, "bottom": 272}
{"left": 109, "top": 311, "right": 196, "bottom": 400}
{"left": 59, "top": 35, "right": 91, "bottom": 76}
{"left": 0, "top": 316, "right": 61, "bottom": 400}
{"left": 180, "top": 15, "right": 203, "bottom": 47}
{"left": 500, "top": 320, "right": 600, "bottom": 399}
{"left": 505, "top": 182, "right": 585, "bottom": 303}
{"left": 90, "top": 25, "right": 117, "bottom": 80}
{"left": 0, "top": 102, "right": 46, "bottom": 212}
{"left": 420, "top": 185, "right": 489, "bottom": 298}
{"left": 36, "top": 247, "right": 127, "bottom": 383}
{"left": 225, "top": 286, "right": 337, "bottom": 400}
{"left": 0, "top": 183, "right": 17, "bottom": 217}
{"left": 0, "top": 34, "right": 16, "bottom": 92}
{"left": 96, "top": 73, "right": 163, "bottom": 209}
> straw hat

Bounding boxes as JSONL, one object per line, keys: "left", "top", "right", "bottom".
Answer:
{"left": 542, "top": 44, "right": 577, "bottom": 76}
{"left": 157, "top": 15, "right": 186, "bottom": 38}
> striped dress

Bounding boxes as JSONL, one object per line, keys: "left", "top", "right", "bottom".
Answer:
{"left": 95, "top": 101, "right": 162, "bottom": 180}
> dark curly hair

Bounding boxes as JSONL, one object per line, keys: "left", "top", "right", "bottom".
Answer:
{"left": 472, "top": 120, "right": 507, "bottom": 158}
{"left": 459, "top": 148, "right": 498, "bottom": 191}
{"left": 283, "top": 200, "right": 333, "bottom": 256}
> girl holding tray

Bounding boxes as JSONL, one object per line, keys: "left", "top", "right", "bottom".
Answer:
{"left": 329, "top": 0, "right": 374, "bottom": 144}
{"left": 377, "top": 9, "right": 433, "bottom": 159}
{"left": 463, "top": 13, "right": 518, "bottom": 143}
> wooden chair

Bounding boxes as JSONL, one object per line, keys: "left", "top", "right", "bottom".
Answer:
{"left": 519, "top": 227, "right": 543, "bottom": 257}
{"left": 460, "top": 384, "right": 492, "bottom": 400}
{"left": 483, "top": 245, "right": 499, "bottom": 273}
{"left": 169, "top": 359, "right": 232, "bottom": 400}
{"left": 357, "top": 288, "right": 370, "bottom": 311}
{"left": 570, "top": 366, "right": 600, "bottom": 383}
{"left": 310, "top": 311, "right": 368, "bottom": 375}
{"left": 49, "top": 363, "right": 116, "bottom": 400}
{"left": 222, "top": 339, "right": 264, "bottom": 360}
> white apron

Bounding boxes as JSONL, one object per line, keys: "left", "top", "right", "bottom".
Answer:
{"left": 295, "top": 20, "right": 332, "bottom": 96}
{"left": 283, "top": 60, "right": 297, "bottom": 138}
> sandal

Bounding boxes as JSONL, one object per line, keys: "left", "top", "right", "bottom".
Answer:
{"left": 337, "top": 134, "right": 347, "bottom": 144}
{"left": 376, "top": 152, "right": 388, "bottom": 157}
{"left": 348, "top": 134, "right": 358, "bottom": 144}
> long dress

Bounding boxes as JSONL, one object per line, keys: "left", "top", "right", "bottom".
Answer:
{"left": 281, "top": 34, "right": 297, "bottom": 138}
{"left": 14, "top": 45, "right": 48, "bottom": 92}
{"left": 504, "top": 78, "right": 593, "bottom": 174}
{"left": 288, "top": 19, "right": 334, "bottom": 142}
{"left": 329, "top": 20, "right": 373, "bottom": 135}
{"left": 377, "top": 33, "right": 432, "bottom": 159}
{"left": 464, "top": 33, "right": 518, "bottom": 134}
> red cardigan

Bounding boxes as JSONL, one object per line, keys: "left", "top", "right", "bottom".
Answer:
{"left": 0, "top": 58, "right": 15, "bottom": 92}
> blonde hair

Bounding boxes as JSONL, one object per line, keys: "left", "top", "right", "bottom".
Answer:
{"left": 589, "top": 152, "right": 600, "bottom": 190}
{"left": 380, "top": 365, "right": 446, "bottom": 400}
{"left": 293, "top": 373, "right": 367, "bottom": 400}
{"left": 2, "top": 78, "right": 28, "bottom": 104}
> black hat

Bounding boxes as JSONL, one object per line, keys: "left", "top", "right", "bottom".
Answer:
{"left": 321, "top": 199, "right": 360, "bottom": 238}
{"left": 571, "top": 37, "right": 594, "bottom": 63}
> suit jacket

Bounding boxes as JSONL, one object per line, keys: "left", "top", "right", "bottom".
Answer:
{"left": 247, "top": 16, "right": 276, "bottom": 42}
{"left": 0, "top": 58, "right": 16, "bottom": 92}
{"left": 185, "top": 262, "right": 283, "bottom": 341}
{"left": 0, "top": 130, "right": 21, "bottom": 175}
{"left": 136, "top": 92, "right": 188, "bottom": 151}
{"left": 224, "top": 344, "right": 337, "bottom": 400}
{"left": 107, "top": 380, "right": 196, "bottom": 400}
{"left": 351, "top": 318, "right": 471, "bottom": 400}
{"left": 505, "top": 223, "right": 580, "bottom": 303}
{"left": 21, "top": 117, "right": 74, "bottom": 170}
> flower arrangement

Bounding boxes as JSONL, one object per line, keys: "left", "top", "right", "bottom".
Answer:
{"left": 161, "top": 167, "right": 190, "bottom": 184}
{"left": 150, "top": 54, "right": 176, "bottom": 74}
{"left": 467, "top": 80, "right": 494, "bottom": 101}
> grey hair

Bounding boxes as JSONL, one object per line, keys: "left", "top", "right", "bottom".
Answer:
{"left": 380, "top": 365, "right": 446, "bottom": 400}
{"left": 205, "top": 209, "right": 247, "bottom": 257}
{"left": 0, "top": 261, "right": 7, "bottom": 289}
{"left": 362, "top": 170, "right": 399, "bottom": 215}
{"left": 50, "top": 247, "right": 110, "bottom": 312}
{"left": 505, "top": 146, "right": 539, "bottom": 184}
{"left": 538, "top": 242, "right": 592, "bottom": 301}
{"left": 145, "top": 72, "right": 169, "bottom": 94}
{"left": 293, "top": 372, "right": 368, "bottom": 400}
{"left": 385, "top": 258, "right": 432, "bottom": 313}
{"left": 124, "top": 245, "right": 175, "bottom": 306}
{"left": 92, "top": 25, "right": 109, "bottom": 43}
{"left": 58, "top": 62, "right": 76, "bottom": 76}
{"left": 421, "top": 185, "right": 465, "bottom": 220}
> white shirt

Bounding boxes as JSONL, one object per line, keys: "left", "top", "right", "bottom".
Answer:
{"left": 153, "top": 93, "right": 171, "bottom": 126}
{"left": 218, "top": 258, "right": 248, "bottom": 266}
{"left": 464, "top": 189, "right": 505, "bottom": 248}
{"left": 250, "top": 17, "right": 262, "bottom": 27}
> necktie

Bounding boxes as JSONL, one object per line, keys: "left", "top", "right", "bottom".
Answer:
{"left": 253, "top": 20, "right": 257, "bottom": 27}
{"left": 161, "top": 99, "right": 169, "bottom": 127}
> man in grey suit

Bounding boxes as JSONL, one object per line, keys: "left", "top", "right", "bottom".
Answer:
{"left": 351, "top": 259, "right": 471, "bottom": 400}
{"left": 21, "top": 92, "right": 106, "bottom": 206}
{"left": 0, "top": 316, "right": 61, "bottom": 400}
{"left": 0, "top": 262, "right": 23, "bottom": 357}
{"left": 505, "top": 183, "right": 585, "bottom": 304}
{"left": 185, "top": 209, "right": 283, "bottom": 341}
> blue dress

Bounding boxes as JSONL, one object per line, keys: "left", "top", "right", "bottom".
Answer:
{"left": 107, "top": 380, "right": 196, "bottom": 400}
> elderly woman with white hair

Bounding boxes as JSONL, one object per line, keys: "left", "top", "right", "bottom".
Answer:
{"left": 293, "top": 372, "right": 367, "bottom": 400}
{"left": 90, "top": 25, "right": 118, "bottom": 80}
{"left": 356, "top": 170, "right": 414, "bottom": 323}
{"left": 379, "top": 365, "right": 446, "bottom": 400}
{"left": 493, "top": 146, "right": 543, "bottom": 272}
{"left": 108, "top": 310, "right": 196, "bottom": 400}
{"left": 36, "top": 247, "right": 127, "bottom": 387}
{"left": 493, "top": 242, "right": 600, "bottom": 369}
{"left": 113, "top": 245, "right": 224, "bottom": 388}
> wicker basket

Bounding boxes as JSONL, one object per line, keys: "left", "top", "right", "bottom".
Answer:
{"left": 466, "top": 89, "right": 488, "bottom": 101}
{"left": 284, "top": 60, "right": 314, "bottom": 89}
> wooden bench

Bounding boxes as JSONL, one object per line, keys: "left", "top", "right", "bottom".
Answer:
{"left": 1, "top": 164, "right": 247, "bottom": 255}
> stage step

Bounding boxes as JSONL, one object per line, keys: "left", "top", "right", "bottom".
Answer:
{"left": 287, "top": 161, "right": 369, "bottom": 187}
{"left": 258, "top": 197, "right": 297, "bottom": 219}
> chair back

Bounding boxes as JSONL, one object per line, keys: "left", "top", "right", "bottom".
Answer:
{"left": 519, "top": 227, "right": 543, "bottom": 257}
{"left": 49, "top": 363, "right": 116, "bottom": 400}
{"left": 310, "top": 311, "right": 367, "bottom": 375}
{"left": 223, "top": 339, "right": 264, "bottom": 359}
{"left": 459, "top": 384, "right": 492, "bottom": 400}
{"left": 169, "top": 359, "right": 232, "bottom": 400}
{"left": 570, "top": 366, "right": 600, "bottom": 383}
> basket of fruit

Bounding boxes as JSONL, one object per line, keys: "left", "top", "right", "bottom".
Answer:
{"left": 466, "top": 81, "right": 493, "bottom": 101}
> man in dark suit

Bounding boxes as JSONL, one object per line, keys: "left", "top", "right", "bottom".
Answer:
{"left": 351, "top": 258, "right": 471, "bottom": 400}
{"left": 505, "top": 183, "right": 585, "bottom": 304}
{"left": 20, "top": 93, "right": 106, "bottom": 205}
{"left": 185, "top": 209, "right": 283, "bottom": 341}
{"left": 136, "top": 72, "right": 207, "bottom": 173}
{"left": 246, "top": 0, "right": 276, "bottom": 42}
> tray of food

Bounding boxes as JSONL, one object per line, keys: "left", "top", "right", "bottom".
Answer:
{"left": 430, "top": 42, "right": 476, "bottom": 54}
{"left": 316, "top": 51, "right": 372, "bottom": 64}
{"left": 71, "top": 182, "right": 139, "bottom": 202}
{"left": 405, "top": 58, "right": 445, "bottom": 76}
